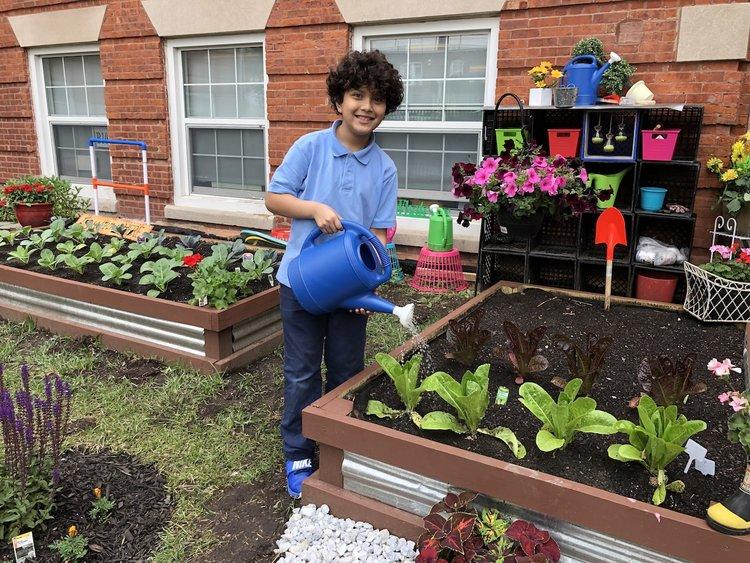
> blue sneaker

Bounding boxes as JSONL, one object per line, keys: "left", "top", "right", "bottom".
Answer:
{"left": 285, "top": 459, "right": 313, "bottom": 499}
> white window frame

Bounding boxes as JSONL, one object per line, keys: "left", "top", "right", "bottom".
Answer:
{"left": 353, "top": 18, "right": 499, "bottom": 201}
{"left": 166, "top": 33, "right": 270, "bottom": 214}
{"left": 28, "top": 44, "right": 114, "bottom": 209}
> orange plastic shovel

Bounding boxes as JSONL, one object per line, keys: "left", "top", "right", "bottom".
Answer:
{"left": 595, "top": 207, "right": 627, "bottom": 310}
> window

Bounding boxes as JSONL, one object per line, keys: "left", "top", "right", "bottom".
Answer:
{"left": 354, "top": 20, "right": 498, "bottom": 199}
{"left": 167, "top": 36, "right": 268, "bottom": 208}
{"left": 30, "top": 48, "right": 110, "bottom": 184}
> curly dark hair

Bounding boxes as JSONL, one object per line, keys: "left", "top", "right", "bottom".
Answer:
{"left": 327, "top": 50, "right": 404, "bottom": 115}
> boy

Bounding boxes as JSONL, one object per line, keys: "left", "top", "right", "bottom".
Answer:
{"left": 265, "top": 50, "right": 404, "bottom": 498}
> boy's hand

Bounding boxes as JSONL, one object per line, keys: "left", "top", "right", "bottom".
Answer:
{"left": 313, "top": 203, "right": 343, "bottom": 234}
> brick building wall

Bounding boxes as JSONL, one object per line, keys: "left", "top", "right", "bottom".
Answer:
{"left": 0, "top": 0, "right": 748, "bottom": 249}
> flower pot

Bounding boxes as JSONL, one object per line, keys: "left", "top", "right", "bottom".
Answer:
{"left": 639, "top": 187, "right": 668, "bottom": 211}
{"left": 641, "top": 129, "right": 680, "bottom": 161}
{"left": 14, "top": 203, "right": 53, "bottom": 227}
{"left": 635, "top": 271, "right": 678, "bottom": 303}
{"left": 528, "top": 88, "right": 552, "bottom": 107}
{"left": 492, "top": 208, "right": 545, "bottom": 241}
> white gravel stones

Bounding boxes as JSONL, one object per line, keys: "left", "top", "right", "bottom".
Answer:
{"left": 275, "top": 504, "right": 417, "bottom": 562}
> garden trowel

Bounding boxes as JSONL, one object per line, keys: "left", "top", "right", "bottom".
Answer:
{"left": 595, "top": 207, "right": 627, "bottom": 310}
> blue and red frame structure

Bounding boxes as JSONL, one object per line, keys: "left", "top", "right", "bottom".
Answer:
{"left": 88, "top": 137, "right": 151, "bottom": 225}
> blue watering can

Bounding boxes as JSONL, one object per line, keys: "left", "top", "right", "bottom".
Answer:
{"left": 288, "top": 221, "right": 415, "bottom": 326}
{"left": 562, "top": 52, "right": 621, "bottom": 106}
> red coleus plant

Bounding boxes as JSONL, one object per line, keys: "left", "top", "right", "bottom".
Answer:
{"left": 3, "top": 182, "right": 54, "bottom": 206}
{"left": 505, "top": 520, "right": 561, "bottom": 562}
{"left": 182, "top": 253, "right": 204, "bottom": 268}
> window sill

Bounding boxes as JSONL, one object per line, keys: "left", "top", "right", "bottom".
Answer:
{"left": 164, "top": 202, "right": 274, "bottom": 230}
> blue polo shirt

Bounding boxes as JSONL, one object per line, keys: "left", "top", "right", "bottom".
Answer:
{"left": 269, "top": 120, "right": 398, "bottom": 287}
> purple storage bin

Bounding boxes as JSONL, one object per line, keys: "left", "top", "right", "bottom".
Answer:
{"left": 641, "top": 129, "right": 680, "bottom": 161}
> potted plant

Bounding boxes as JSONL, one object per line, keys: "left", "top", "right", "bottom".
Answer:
{"left": 527, "top": 60, "right": 563, "bottom": 106}
{"left": 452, "top": 146, "right": 594, "bottom": 239}
{"left": 1, "top": 176, "right": 87, "bottom": 227}
{"left": 707, "top": 133, "right": 750, "bottom": 235}
{"left": 571, "top": 37, "right": 635, "bottom": 100}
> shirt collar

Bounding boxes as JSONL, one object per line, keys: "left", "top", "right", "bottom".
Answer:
{"left": 330, "top": 120, "right": 375, "bottom": 165}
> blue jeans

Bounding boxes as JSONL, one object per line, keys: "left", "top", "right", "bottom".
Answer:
{"left": 279, "top": 284, "right": 367, "bottom": 461}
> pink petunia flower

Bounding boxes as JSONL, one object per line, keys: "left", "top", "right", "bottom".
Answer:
{"left": 502, "top": 171, "right": 517, "bottom": 185}
{"left": 709, "top": 245, "right": 733, "bottom": 260}
{"left": 707, "top": 358, "right": 741, "bottom": 377}
{"left": 486, "top": 189, "right": 499, "bottom": 203}
{"left": 503, "top": 182, "right": 518, "bottom": 198}
{"left": 578, "top": 168, "right": 588, "bottom": 183}
{"left": 718, "top": 392, "right": 731, "bottom": 403}
{"left": 554, "top": 175, "right": 566, "bottom": 189}
{"left": 526, "top": 168, "right": 540, "bottom": 184}
{"left": 540, "top": 174, "right": 557, "bottom": 195}
{"left": 482, "top": 157, "right": 501, "bottom": 174}
{"left": 473, "top": 167, "right": 491, "bottom": 185}
{"left": 730, "top": 395, "right": 749, "bottom": 412}
{"left": 533, "top": 156, "right": 547, "bottom": 168}
{"left": 521, "top": 181, "right": 536, "bottom": 194}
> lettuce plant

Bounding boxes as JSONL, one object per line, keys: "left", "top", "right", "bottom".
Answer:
{"left": 20, "top": 230, "right": 54, "bottom": 250}
{"left": 104, "top": 237, "right": 126, "bottom": 253}
{"left": 501, "top": 321, "right": 548, "bottom": 384}
{"left": 42, "top": 218, "right": 66, "bottom": 242}
{"left": 0, "top": 228, "right": 29, "bottom": 246}
{"left": 56, "top": 240, "right": 85, "bottom": 255}
{"left": 157, "top": 245, "right": 193, "bottom": 261}
{"left": 608, "top": 395, "right": 707, "bottom": 505}
{"left": 554, "top": 333, "right": 613, "bottom": 395}
{"left": 365, "top": 353, "right": 425, "bottom": 418}
{"left": 414, "top": 364, "right": 526, "bottom": 458}
{"left": 62, "top": 222, "right": 94, "bottom": 244}
{"left": 127, "top": 237, "right": 160, "bottom": 261}
{"left": 637, "top": 353, "right": 707, "bottom": 407}
{"left": 37, "top": 249, "right": 60, "bottom": 270}
{"left": 61, "top": 253, "right": 94, "bottom": 275}
{"left": 85, "top": 242, "right": 115, "bottom": 263}
{"left": 99, "top": 262, "right": 133, "bottom": 286}
{"left": 445, "top": 307, "right": 491, "bottom": 367}
{"left": 519, "top": 378, "right": 617, "bottom": 452}
{"left": 6, "top": 246, "right": 36, "bottom": 264}
{"left": 139, "top": 258, "right": 181, "bottom": 297}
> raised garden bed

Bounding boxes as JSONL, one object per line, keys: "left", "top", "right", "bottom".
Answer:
{"left": 303, "top": 282, "right": 750, "bottom": 562}
{"left": 0, "top": 231, "right": 281, "bottom": 373}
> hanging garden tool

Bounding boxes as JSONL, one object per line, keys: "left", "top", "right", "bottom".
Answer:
{"left": 595, "top": 207, "right": 627, "bottom": 310}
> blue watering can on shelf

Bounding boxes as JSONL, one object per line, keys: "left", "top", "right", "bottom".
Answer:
{"left": 288, "top": 220, "right": 414, "bottom": 327}
{"left": 562, "top": 52, "right": 621, "bottom": 106}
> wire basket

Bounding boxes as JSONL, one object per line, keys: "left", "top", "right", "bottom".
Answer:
{"left": 410, "top": 247, "right": 468, "bottom": 293}
{"left": 684, "top": 262, "right": 750, "bottom": 322}
{"left": 386, "top": 242, "right": 404, "bottom": 283}
{"left": 553, "top": 86, "right": 578, "bottom": 108}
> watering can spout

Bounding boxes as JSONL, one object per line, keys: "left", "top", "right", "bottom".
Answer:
{"left": 592, "top": 51, "right": 621, "bottom": 86}
{"left": 340, "top": 294, "right": 415, "bottom": 328}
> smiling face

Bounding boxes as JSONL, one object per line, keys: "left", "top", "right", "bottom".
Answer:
{"left": 335, "top": 87, "right": 387, "bottom": 149}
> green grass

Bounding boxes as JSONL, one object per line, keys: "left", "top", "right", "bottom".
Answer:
{"left": 0, "top": 285, "right": 468, "bottom": 560}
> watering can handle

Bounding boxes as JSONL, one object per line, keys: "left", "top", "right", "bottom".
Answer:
{"left": 301, "top": 220, "right": 392, "bottom": 284}
{"left": 565, "top": 55, "right": 599, "bottom": 70}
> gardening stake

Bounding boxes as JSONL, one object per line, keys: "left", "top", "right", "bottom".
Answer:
{"left": 595, "top": 207, "right": 627, "bottom": 311}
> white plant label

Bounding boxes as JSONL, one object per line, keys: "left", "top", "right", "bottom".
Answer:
{"left": 684, "top": 439, "right": 715, "bottom": 476}
{"left": 12, "top": 532, "right": 36, "bottom": 563}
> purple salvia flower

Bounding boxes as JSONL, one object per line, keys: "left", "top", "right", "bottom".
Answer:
{"left": 52, "top": 467, "right": 60, "bottom": 486}
{"left": 20, "top": 364, "right": 29, "bottom": 392}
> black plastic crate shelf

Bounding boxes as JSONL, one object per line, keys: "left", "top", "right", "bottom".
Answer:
{"left": 582, "top": 110, "right": 639, "bottom": 161}
{"left": 633, "top": 215, "right": 695, "bottom": 265}
{"left": 482, "top": 108, "right": 534, "bottom": 156}
{"left": 579, "top": 212, "right": 633, "bottom": 262}
{"left": 636, "top": 161, "right": 700, "bottom": 212}
{"left": 530, "top": 215, "right": 579, "bottom": 257}
{"left": 639, "top": 106, "right": 703, "bottom": 161}
{"left": 528, "top": 256, "right": 575, "bottom": 289}
{"left": 578, "top": 261, "right": 631, "bottom": 297}
{"left": 632, "top": 264, "right": 688, "bottom": 305}
{"left": 478, "top": 250, "right": 526, "bottom": 291}
{"left": 584, "top": 162, "right": 636, "bottom": 212}
{"left": 481, "top": 214, "right": 533, "bottom": 250}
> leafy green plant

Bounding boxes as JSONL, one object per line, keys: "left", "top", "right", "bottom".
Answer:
{"left": 99, "top": 262, "right": 133, "bottom": 286}
{"left": 571, "top": 37, "right": 636, "bottom": 96}
{"left": 61, "top": 253, "right": 94, "bottom": 275}
{"left": 139, "top": 257, "right": 181, "bottom": 297}
{"left": 413, "top": 364, "right": 526, "bottom": 458}
{"left": 178, "top": 233, "right": 202, "bottom": 250}
{"left": 365, "top": 353, "right": 425, "bottom": 418}
{"left": 501, "top": 321, "right": 548, "bottom": 384}
{"left": 89, "top": 487, "right": 115, "bottom": 523}
{"left": 157, "top": 245, "right": 192, "bottom": 261}
{"left": 636, "top": 354, "right": 706, "bottom": 407}
{"left": 445, "top": 307, "right": 491, "bottom": 367}
{"left": 127, "top": 237, "right": 161, "bottom": 261}
{"left": 43, "top": 218, "right": 67, "bottom": 242}
{"left": 62, "top": 222, "right": 94, "bottom": 244}
{"left": 1, "top": 175, "right": 87, "bottom": 222}
{"left": 50, "top": 526, "right": 88, "bottom": 562}
{"left": 701, "top": 260, "right": 750, "bottom": 282}
{"left": 0, "top": 464, "right": 55, "bottom": 542}
{"left": 20, "top": 230, "right": 54, "bottom": 250}
{"left": 37, "top": 248, "right": 61, "bottom": 270}
{"left": 85, "top": 241, "right": 116, "bottom": 263}
{"left": 554, "top": 333, "right": 613, "bottom": 395}
{"left": 104, "top": 236, "right": 126, "bottom": 253}
{"left": 241, "top": 249, "right": 277, "bottom": 278}
{"left": 0, "top": 227, "right": 30, "bottom": 247}
{"left": 519, "top": 378, "right": 617, "bottom": 452}
{"left": 608, "top": 395, "right": 707, "bottom": 505}
{"left": 476, "top": 508, "right": 510, "bottom": 547}
{"left": 56, "top": 240, "right": 85, "bottom": 254}
{"left": 7, "top": 245, "right": 37, "bottom": 264}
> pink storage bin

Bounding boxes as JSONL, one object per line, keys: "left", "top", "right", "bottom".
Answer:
{"left": 641, "top": 129, "right": 680, "bottom": 161}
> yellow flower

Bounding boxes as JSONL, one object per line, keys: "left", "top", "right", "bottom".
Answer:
{"left": 707, "top": 157, "right": 724, "bottom": 172}
{"left": 551, "top": 69, "right": 563, "bottom": 79}
{"left": 721, "top": 169, "right": 738, "bottom": 182}
{"left": 93, "top": 487, "right": 102, "bottom": 499}
{"left": 535, "top": 80, "right": 546, "bottom": 88}
{"left": 731, "top": 140, "right": 744, "bottom": 163}
{"left": 540, "top": 61, "right": 553, "bottom": 69}
{"left": 528, "top": 66, "right": 542, "bottom": 75}
{"left": 68, "top": 525, "right": 78, "bottom": 538}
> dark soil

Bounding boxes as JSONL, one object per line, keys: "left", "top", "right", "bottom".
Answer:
{"left": 0, "top": 234, "right": 276, "bottom": 305}
{"left": 0, "top": 448, "right": 172, "bottom": 562}
{"left": 353, "top": 288, "right": 748, "bottom": 519}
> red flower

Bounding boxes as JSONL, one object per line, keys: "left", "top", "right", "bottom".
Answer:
{"left": 182, "top": 253, "right": 204, "bottom": 268}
